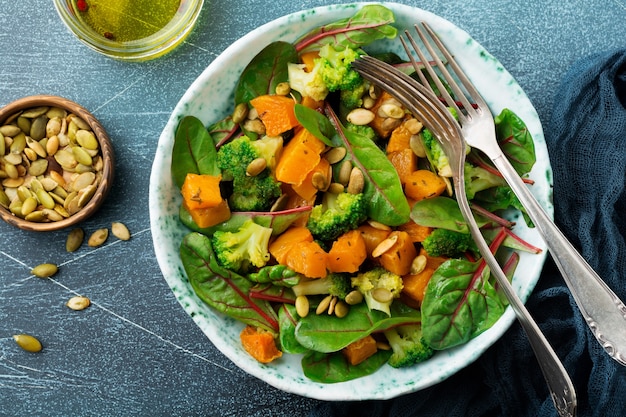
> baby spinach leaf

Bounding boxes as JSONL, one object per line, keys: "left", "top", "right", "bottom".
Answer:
{"left": 295, "top": 302, "right": 421, "bottom": 353}
{"left": 234, "top": 41, "right": 298, "bottom": 105}
{"left": 294, "top": 104, "right": 335, "bottom": 147}
{"left": 208, "top": 115, "right": 239, "bottom": 148}
{"left": 410, "top": 196, "right": 490, "bottom": 232}
{"left": 301, "top": 349, "right": 392, "bottom": 383}
{"left": 294, "top": 4, "right": 397, "bottom": 53}
{"left": 180, "top": 232, "right": 279, "bottom": 333}
{"left": 495, "top": 108, "right": 536, "bottom": 176}
{"left": 171, "top": 116, "right": 220, "bottom": 188}
{"left": 421, "top": 258, "right": 506, "bottom": 350}
{"left": 326, "top": 104, "right": 410, "bottom": 226}
{"left": 179, "top": 205, "right": 311, "bottom": 236}
{"left": 278, "top": 304, "right": 309, "bottom": 354}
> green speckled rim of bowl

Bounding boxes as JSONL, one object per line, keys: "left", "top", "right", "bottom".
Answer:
{"left": 0, "top": 95, "right": 114, "bottom": 232}
{"left": 52, "top": 0, "right": 204, "bottom": 62}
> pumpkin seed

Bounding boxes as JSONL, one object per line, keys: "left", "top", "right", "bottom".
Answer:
{"left": 71, "top": 171, "right": 96, "bottom": 192}
{"left": 344, "top": 290, "right": 364, "bottom": 305}
{"left": 31, "top": 263, "right": 58, "bottom": 278}
{"left": 409, "top": 133, "right": 427, "bottom": 158}
{"left": 334, "top": 301, "right": 350, "bottom": 318}
{"left": 337, "top": 160, "right": 352, "bottom": 186}
{"left": 295, "top": 295, "right": 309, "bottom": 318}
{"left": 3, "top": 177, "right": 24, "bottom": 188}
{"left": 111, "top": 222, "right": 130, "bottom": 241}
{"left": 46, "top": 107, "right": 67, "bottom": 119}
{"left": 46, "top": 135, "right": 60, "bottom": 155}
{"left": 21, "top": 197, "right": 38, "bottom": 216}
{"left": 13, "top": 334, "right": 43, "bottom": 353}
{"left": 316, "top": 294, "right": 333, "bottom": 315}
{"left": 66, "top": 296, "right": 91, "bottom": 311}
{"left": 26, "top": 136, "right": 47, "bottom": 158}
{"left": 30, "top": 115, "right": 48, "bottom": 141}
{"left": 371, "top": 287, "right": 393, "bottom": 303}
{"left": 66, "top": 227, "right": 84, "bottom": 252}
{"left": 4, "top": 152, "right": 22, "bottom": 165}
{"left": 72, "top": 146, "right": 92, "bottom": 166}
{"left": 46, "top": 117, "right": 62, "bottom": 137}
{"left": 4, "top": 163, "right": 18, "bottom": 179}
{"left": 246, "top": 157, "right": 267, "bottom": 177}
{"left": 311, "top": 171, "right": 329, "bottom": 191}
{"left": 75, "top": 129, "right": 99, "bottom": 150}
{"left": 10, "top": 132, "right": 26, "bottom": 154}
{"left": 0, "top": 188, "right": 10, "bottom": 208}
{"left": 346, "top": 108, "right": 375, "bottom": 126}
{"left": 0, "top": 132, "right": 5, "bottom": 156}
{"left": 28, "top": 159, "right": 48, "bottom": 177}
{"left": 347, "top": 167, "right": 365, "bottom": 194}
{"left": 372, "top": 234, "right": 398, "bottom": 258}
{"left": 36, "top": 189, "right": 55, "bottom": 209}
{"left": 21, "top": 106, "right": 49, "bottom": 118}
{"left": 68, "top": 114, "right": 90, "bottom": 130}
{"left": 232, "top": 103, "right": 249, "bottom": 124}
{"left": 404, "top": 118, "right": 423, "bottom": 135}
{"left": 324, "top": 146, "right": 347, "bottom": 164}
{"left": 327, "top": 182, "right": 344, "bottom": 194}
{"left": 88, "top": 228, "right": 108, "bottom": 247}
{"left": 0, "top": 124, "right": 21, "bottom": 136}
{"left": 275, "top": 82, "right": 291, "bottom": 96}
{"left": 410, "top": 255, "right": 428, "bottom": 275}
{"left": 377, "top": 103, "right": 404, "bottom": 119}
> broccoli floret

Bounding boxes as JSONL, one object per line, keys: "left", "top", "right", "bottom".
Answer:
{"left": 217, "top": 136, "right": 283, "bottom": 211}
{"left": 345, "top": 122, "right": 378, "bottom": 142}
{"left": 351, "top": 267, "right": 403, "bottom": 316}
{"left": 421, "top": 228, "right": 477, "bottom": 258}
{"left": 317, "top": 44, "right": 363, "bottom": 92}
{"left": 288, "top": 62, "right": 329, "bottom": 102}
{"left": 340, "top": 81, "right": 369, "bottom": 110}
{"left": 307, "top": 192, "right": 368, "bottom": 242}
{"left": 211, "top": 219, "right": 273, "bottom": 273}
{"left": 421, "top": 128, "right": 452, "bottom": 177}
{"left": 292, "top": 273, "right": 352, "bottom": 299}
{"left": 383, "top": 324, "right": 434, "bottom": 368}
{"left": 464, "top": 162, "right": 507, "bottom": 200}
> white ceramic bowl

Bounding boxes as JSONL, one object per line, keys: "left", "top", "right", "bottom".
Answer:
{"left": 149, "top": 2, "right": 552, "bottom": 400}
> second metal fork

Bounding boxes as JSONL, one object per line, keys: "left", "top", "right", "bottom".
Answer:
{"left": 404, "top": 21, "right": 626, "bottom": 368}
{"left": 352, "top": 55, "right": 576, "bottom": 417}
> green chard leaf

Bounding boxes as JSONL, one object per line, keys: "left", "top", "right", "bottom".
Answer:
{"left": 180, "top": 232, "right": 279, "bottom": 333}
{"left": 410, "top": 196, "right": 490, "bottom": 233}
{"left": 295, "top": 302, "right": 421, "bottom": 353}
{"left": 294, "top": 4, "right": 397, "bottom": 53}
{"left": 326, "top": 104, "right": 410, "bottom": 226}
{"left": 171, "top": 116, "right": 220, "bottom": 188}
{"left": 294, "top": 103, "right": 335, "bottom": 147}
{"left": 235, "top": 41, "right": 299, "bottom": 105}
{"left": 495, "top": 108, "right": 536, "bottom": 176}
{"left": 301, "top": 349, "right": 392, "bottom": 384}
{"left": 278, "top": 304, "right": 309, "bottom": 354}
{"left": 421, "top": 258, "right": 506, "bottom": 350}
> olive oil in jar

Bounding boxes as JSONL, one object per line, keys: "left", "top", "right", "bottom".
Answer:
{"left": 76, "top": 0, "right": 181, "bottom": 42}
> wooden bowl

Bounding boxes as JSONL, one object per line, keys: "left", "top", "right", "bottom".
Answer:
{"left": 0, "top": 95, "right": 114, "bottom": 231}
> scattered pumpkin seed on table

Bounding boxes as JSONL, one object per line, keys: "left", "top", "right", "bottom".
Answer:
{"left": 111, "top": 221, "right": 130, "bottom": 241}
{"left": 13, "top": 334, "right": 43, "bottom": 352}
{"left": 65, "top": 227, "right": 85, "bottom": 252}
{"left": 31, "top": 262, "right": 58, "bottom": 278}
{"left": 66, "top": 296, "right": 91, "bottom": 311}
{"left": 88, "top": 228, "right": 108, "bottom": 247}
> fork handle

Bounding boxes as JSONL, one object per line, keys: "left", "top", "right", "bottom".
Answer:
{"left": 489, "top": 151, "right": 626, "bottom": 365}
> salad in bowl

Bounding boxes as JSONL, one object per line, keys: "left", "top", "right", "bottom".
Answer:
{"left": 150, "top": 2, "right": 551, "bottom": 400}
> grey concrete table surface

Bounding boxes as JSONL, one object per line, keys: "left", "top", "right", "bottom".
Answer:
{"left": 1, "top": 1, "right": 624, "bottom": 416}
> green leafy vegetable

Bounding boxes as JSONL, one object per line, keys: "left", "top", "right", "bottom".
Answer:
{"left": 180, "top": 232, "right": 279, "bottom": 333}
{"left": 295, "top": 302, "right": 421, "bottom": 353}
{"left": 171, "top": 116, "right": 219, "bottom": 188}
{"left": 294, "top": 5, "right": 397, "bottom": 53}
{"left": 294, "top": 103, "right": 335, "bottom": 147}
{"left": 326, "top": 104, "right": 410, "bottom": 226}
{"left": 495, "top": 108, "right": 536, "bottom": 176}
{"left": 278, "top": 304, "right": 309, "bottom": 354}
{"left": 410, "top": 196, "right": 487, "bottom": 233}
{"left": 234, "top": 41, "right": 298, "bottom": 105}
{"left": 301, "top": 349, "right": 392, "bottom": 383}
{"left": 421, "top": 259, "right": 506, "bottom": 349}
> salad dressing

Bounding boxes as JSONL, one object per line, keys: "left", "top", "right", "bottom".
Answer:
{"left": 76, "top": 0, "right": 180, "bottom": 42}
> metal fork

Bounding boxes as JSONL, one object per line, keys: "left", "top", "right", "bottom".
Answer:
{"left": 352, "top": 56, "right": 576, "bottom": 417}
{"left": 403, "top": 21, "right": 626, "bottom": 368}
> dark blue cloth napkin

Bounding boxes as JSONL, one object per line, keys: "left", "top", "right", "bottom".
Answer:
{"left": 309, "top": 48, "right": 626, "bottom": 417}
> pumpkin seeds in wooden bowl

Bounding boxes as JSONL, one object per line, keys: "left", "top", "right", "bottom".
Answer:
{"left": 0, "top": 95, "right": 114, "bottom": 231}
